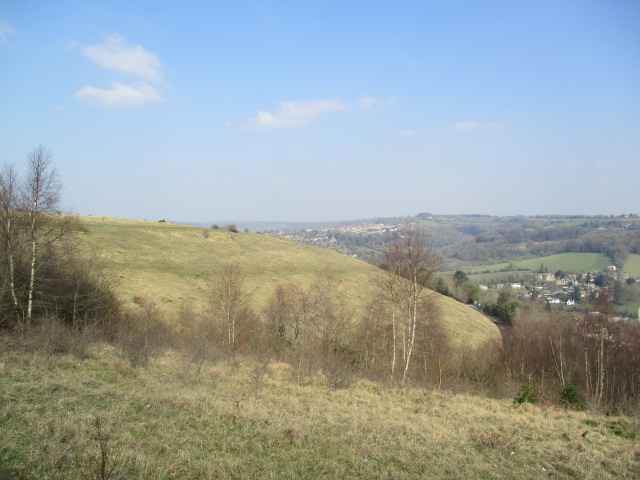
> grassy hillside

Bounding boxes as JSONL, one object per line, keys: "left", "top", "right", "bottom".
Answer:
{"left": 2, "top": 345, "right": 638, "bottom": 479}
{"left": 76, "top": 216, "right": 498, "bottom": 348}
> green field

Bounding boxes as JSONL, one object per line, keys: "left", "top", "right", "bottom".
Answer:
{"left": 463, "top": 253, "right": 612, "bottom": 282}
{"left": 2, "top": 344, "right": 638, "bottom": 480}
{"left": 517, "top": 253, "right": 611, "bottom": 272}
{"left": 624, "top": 254, "right": 640, "bottom": 277}
{"left": 77, "top": 216, "right": 498, "bottom": 348}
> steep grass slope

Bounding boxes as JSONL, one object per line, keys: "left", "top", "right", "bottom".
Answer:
{"left": 77, "top": 216, "right": 499, "bottom": 348}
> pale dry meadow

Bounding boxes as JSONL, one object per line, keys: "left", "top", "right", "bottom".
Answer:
{"left": 2, "top": 340, "right": 638, "bottom": 479}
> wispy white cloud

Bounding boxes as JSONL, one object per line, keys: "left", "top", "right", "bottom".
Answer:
{"left": 74, "top": 81, "right": 161, "bottom": 107}
{"left": 244, "top": 97, "right": 382, "bottom": 130}
{"left": 0, "top": 20, "right": 16, "bottom": 42}
{"left": 246, "top": 100, "right": 347, "bottom": 130}
{"left": 76, "top": 34, "right": 164, "bottom": 107}
{"left": 564, "top": 161, "right": 580, "bottom": 169}
{"left": 82, "top": 34, "right": 162, "bottom": 83}
{"left": 454, "top": 121, "right": 505, "bottom": 133}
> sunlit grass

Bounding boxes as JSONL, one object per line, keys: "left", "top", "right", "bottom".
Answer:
{"left": 2, "top": 344, "right": 638, "bottom": 479}
{"left": 624, "top": 254, "right": 640, "bottom": 277}
{"left": 76, "top": 216, "right": 500, "bottom": 349}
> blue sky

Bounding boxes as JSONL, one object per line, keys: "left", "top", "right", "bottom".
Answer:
{"left": 1, "top": 1, "right": 639, "bottom": 222}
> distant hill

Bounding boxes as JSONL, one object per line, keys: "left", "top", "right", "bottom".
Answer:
{"left": 173, "top": 219, "right": 324, "bottom": 232}
{"left": 266, "top": 214, "right": 640, "bottom": 270}
{"left": 76, "top": 216, "right": 499, "bottom": 349}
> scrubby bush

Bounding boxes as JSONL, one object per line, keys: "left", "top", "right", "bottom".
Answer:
{"left": 17, "top": 314, "right": 100, "bottom": 359}
{"left": 118, "top": 297, "right": 169, "bottom": 367}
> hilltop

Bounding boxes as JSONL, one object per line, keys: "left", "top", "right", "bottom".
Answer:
{"left": 76, "top": 216, "right": 499, "bottom": 348}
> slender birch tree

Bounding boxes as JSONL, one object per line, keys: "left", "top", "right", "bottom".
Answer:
{"left": 0, "top": 164, "right": 21, "bottom": 321}
{"left": 374, "top": 228, "right": 439, "bottom": 385}
{"left": 23, "top": 145, "right": 63, "bottom": 322}
{"left": 210, "top": 263, "right": 254, "bottom": 351}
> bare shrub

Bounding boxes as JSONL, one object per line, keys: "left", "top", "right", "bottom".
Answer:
{"left": 118, "top": 297, "right": 169, "bottom": 367}
{"left": 457, "top": 339, "right": 504, "bottom": 396}
{"left": 175, "top": 304, "right": 224, "bottom": 374}
{"left": 323, "top": 344, "right": 358, "bottom": 389}
{"left": 17, "top": 315, "right": 100, "bottom": 360}
{"left": 82, "top": 417, "right": 120, "bottom": 480}
{"left": 263, "top": 270, "right": 357, "bottom": 387}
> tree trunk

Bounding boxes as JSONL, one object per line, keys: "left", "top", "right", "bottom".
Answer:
{"left": 26, "top": 212, "right": 37, "bottom": 323}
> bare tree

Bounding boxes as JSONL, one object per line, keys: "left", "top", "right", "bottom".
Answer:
{"left": 380, "top": 239, "right": 404, "bottom": 380}
{"left": 23, "top": 145, "right": 64, "bottom": 322}
{"left": 210, "top": 263, "right": 255, "bottom": 351}
{"left": 580, "top": 291, "right": 616, "bottom": 406}
{"left": 263, "top": 270, "right": 355, "bottom": 386}
{"left": 0, "top": 145, "right": 81, "bottom": 324}
{"left": 0, "top": 164, "right": 21, "bottom": 321}
{"left": 264, "top": 282, "right": 316, "bottom": 382}
{"left": 371, "top": 228, "right": 440, "bottom": 385}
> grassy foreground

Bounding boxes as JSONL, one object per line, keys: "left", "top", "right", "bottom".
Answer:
{"left": 76, "top": 216, "right": 499, "bottom": 349}
{"left": 1, "top": 343, "right": 638, "bottom": 479}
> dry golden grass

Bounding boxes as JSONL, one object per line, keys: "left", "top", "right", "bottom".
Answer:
{"left": 75, "top": 216, "right": 500, "bottom": 349}
{"left": 2, "top": 342, "right": 638, "bottom": 479}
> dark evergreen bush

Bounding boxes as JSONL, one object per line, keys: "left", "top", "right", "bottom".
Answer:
{"left": 514, "top": 377, "right": 538, "bottom": 405}
{"left": 559, "top": 381, "right": 584, "bottom": 410}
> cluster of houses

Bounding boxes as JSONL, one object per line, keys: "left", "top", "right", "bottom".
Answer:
{"left": 276, "top": 222, "right": 398, "bottom": 244}
{"left": 480, "top": 267, "right": 639, "bottom": 309}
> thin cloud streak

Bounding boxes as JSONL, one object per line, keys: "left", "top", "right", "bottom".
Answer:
{"left": 246, "top": 99, "right": 347, "bottom": 130}
{"left": 75, "top": 81, "right": 162, "bottom": 107}
{"left": 244, "top": 97, "right": 382, "bottom": 130}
